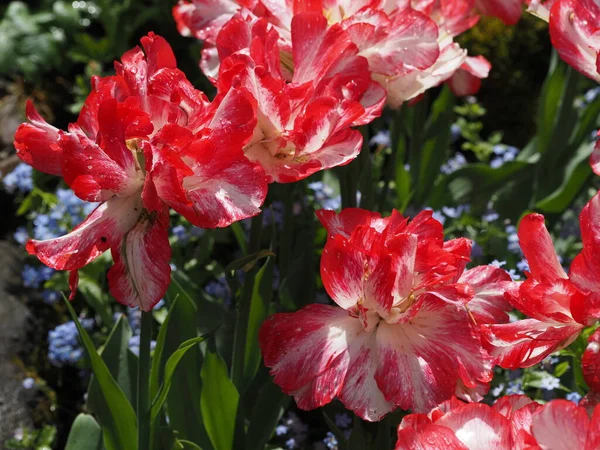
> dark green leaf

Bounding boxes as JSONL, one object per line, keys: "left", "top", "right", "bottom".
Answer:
{"left": 151, "top": 333, "right": 213, "bottom": 421}
{"left": 243, "top": 258, "right": 274, "bottom": 389}
{"left": 88, "top": 316, "right": 137, "bottom": 417}
{"left": 200, "top": 351, "right": 239, "bottom": 450}
{"left": 348, "top": 417, "right": 366, "bottom": 450}
{"left": 245, "top": 379, "right": 289, "bottom": 450}
{"left": 162, "top": 292, "right": 213, "bottom": 449}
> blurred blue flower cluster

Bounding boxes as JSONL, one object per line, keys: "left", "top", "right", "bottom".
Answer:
{"left": 490, "top": 145, "right": 519, "bottom": 168}
{"left": 21, "top": 264, "right": 54, "bottom": 288}
{"left": 205, "top": 276, "right": 232, "bottom": 307}
{"left": 3, "top": 163, "right": 33, "bottom": 194}
{"left": 48, "top": 318, "right": 94, "bottom": 367}
{"left": 308, "top": 182, "right": 342, "bottom": 211}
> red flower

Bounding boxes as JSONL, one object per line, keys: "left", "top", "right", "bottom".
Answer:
{"left": 173, "top": 1, "right": 441, "bottom": 95}
{"left": 213, "top": 14, "right": 385, "bottom": 182}
{"left": 547, "top": 0, "right": 600, "bottom": 83}
{"left": 13, "top": 33, "right": 267, "bottom": 311}
{"left": 476, "top": 0, "right": 524, "bottom": 25}
{"left": 483, "top": 202, "right": 600, "bottom": 369}
{"left": 259, "top": 208, "right": 514, "bottom": 420}
{"left": 397, "top": 396, "right": 600, "bottom": 450}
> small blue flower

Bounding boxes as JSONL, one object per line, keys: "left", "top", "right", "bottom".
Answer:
{"left": 22, "top": 265, "right": 40, "bottom": 288}
{"left": 441, "top": 153, "right": 466, "bottom": 174}
{"left": 275, "top": 425, "right": 289, "bottom": 436}
{"left": 369, "top": 130, "right": 390, "bottom": 147}
{"left": 491, "top": 383, "right": 505, "bottom": 397}
{"left": 22, "top": 377, "right": 35, "bottom": 389}
{"left": 566, "top": 392, "right": 582, "bottom": 404}
{"left": 172, "top": 225, "right": 188, "bottom": 242}
{"left": 490, "top": 259, "right": 506, "bottom": 268}
{"left": 540, "top": 376, "right": 560, "bottom": 391}
{"left": 517, "top": 259, "right": 530, "bottom": 273}
{"left": 334, "top": 413, "right": 352, "bottom": 429}
{"left": 506, "top": 381, "right": 524, "bottom": 395}
{"left": 308, "top": 181, "right": 342, "bottom": 210}
{"left": 42, "top": 290, "right": 60, "bottom": 305}
{"left": 506, "top": 225, "right": 520, "bottom": 253}
{"left": 48, "top": 319, "right": 93, "bottom": 367}
{"left": 128, "top": 308, "right": 141, "bottom": 334}
{"left": 13, "top": 227, "right": 29, "bottom": 245}
{"left": 442, "top": 204, "right": 469, "bottom": 219}
{"left": 205, "top": 277, "right": 232, "bottom": 307}
{"left": 450, "top": 123, "right": 461, "bottom": 142}
{"left": 128, "top": 335, "right": 157, "bottom": 356}
{"left": 482, "top": 211, "right": 499, "bottom": 222}
{"left": 285, "top": 438, "right": 297, "bottom": 449}
{"left": 323, "top": 432, "right": 338, "bottom": 450}
{"left": 3, "top": 163, "right": 33, "bottom": 194}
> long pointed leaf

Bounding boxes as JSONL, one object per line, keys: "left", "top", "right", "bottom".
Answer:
{"left": 201, "top": 351, "right": 239, "bottom": 450}
{"left": 64, "top": 299, "right": 137, "bottom": 450}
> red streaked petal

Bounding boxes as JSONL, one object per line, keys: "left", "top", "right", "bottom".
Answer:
{"left": 107, "top": 209, "right": 171, "bottom": 311}
{"left": 259, "top": 304, "right": 362, "bottom": 392}
{"left": 141, "top": 32, "right": 177, "bottom": 77}
{"left": 337, "top": 333, "right": 396, "bottom": 421}
{"left": 447, "top": 56, "right": 491, "bottom": 97}
{"left": 375, "top": 299, "right": 492, "bottom": 413}
{"left": 396, "top": 423, "right": 469, "bottom": 450}
{"left": 291, "top": 13, "right": 356, "bottom": 85}
{"left": 178, "top": 140, "right": 267, "bottom": 228}
{"left": 591, "top": 139, "right": 600, "bottom": 175}
{"left": 583, "top": 328, "right": 600, "bottom": 392}
{"left": 26, "top": 195, "right": 142, "bottom": 271}
{"left": 548, "top": 0, "right": 600, "bottom": 83}
{"left": 316, "top": 208, "right": 382, "bottom": 239}
{"left": 13, "top": 100, "right": 63, "bottom": 176}
{"left": 350, "top": 8, "right": 440, "bottom": 77}
{"left": 459, "top": 265, "right": 514, "bottom": 325}
{"left": 482, "top": 319, "right": 581, "bottom": 368}
{"left": 531, "top": 400, "right": 590, "bottom": 450}
{"left": 321, "top": 234, "right": 368, "bottom": 310}
{"left": 476, "top": 0, "right": 523, "bottom": 25}
{"left": 493, "top": 394, "right": 538, "bottom": 419}
{"left": 518, "top": 213, "right": 567, "bottom": 282}
{"left": 435, "top": 403, "right": 512, "bottom": 449}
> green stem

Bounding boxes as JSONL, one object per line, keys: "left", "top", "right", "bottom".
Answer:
{"left": 231, "top": 214, "right": 263, "bottom": 391}
{"left": 138, "top": 311, "right": 152, "bottom": 450}
{"left": 359, "top": 126, "right": 374, "bottom": 210}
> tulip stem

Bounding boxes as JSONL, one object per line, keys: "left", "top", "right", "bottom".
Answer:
{"left": 137, "top": 310, "right": 152, "bottom": 450}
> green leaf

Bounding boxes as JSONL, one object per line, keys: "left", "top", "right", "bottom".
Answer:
{"left": 245, "top": 379, "right": 289, "bottom": 450}
{"left": 64, "top": 299, "right": 137, "bottom": 450}
{"left": 414, "top": 86, "right": 456, "bottom": 205}
{"left": 243, "top": 258, "right": 274, "bottom": 389}
{"left": 348, "top": 417, "right": 366, "bottom": 450}
{"left": 88, "top": 316, "right": 137, "bottom": 417}
{"left": 201, "top": 351, "right": 240, "bottom": 450}
{"left": 65, "top": 414, "right": 103, "bottom": 450}
{"left": 161, "top": 293, "right": 213, "bottom": 449}
{"left": 554, "top": 361, "right": 570, "bottom": 378}
{"left": 151, "top": 333, "right": 213, "bottom": 421}
{"left": 535, "top": 142, "right": 593, "bottom": 213}
{"left": 77, "top": 274, "right": 113, "bottom": 326}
